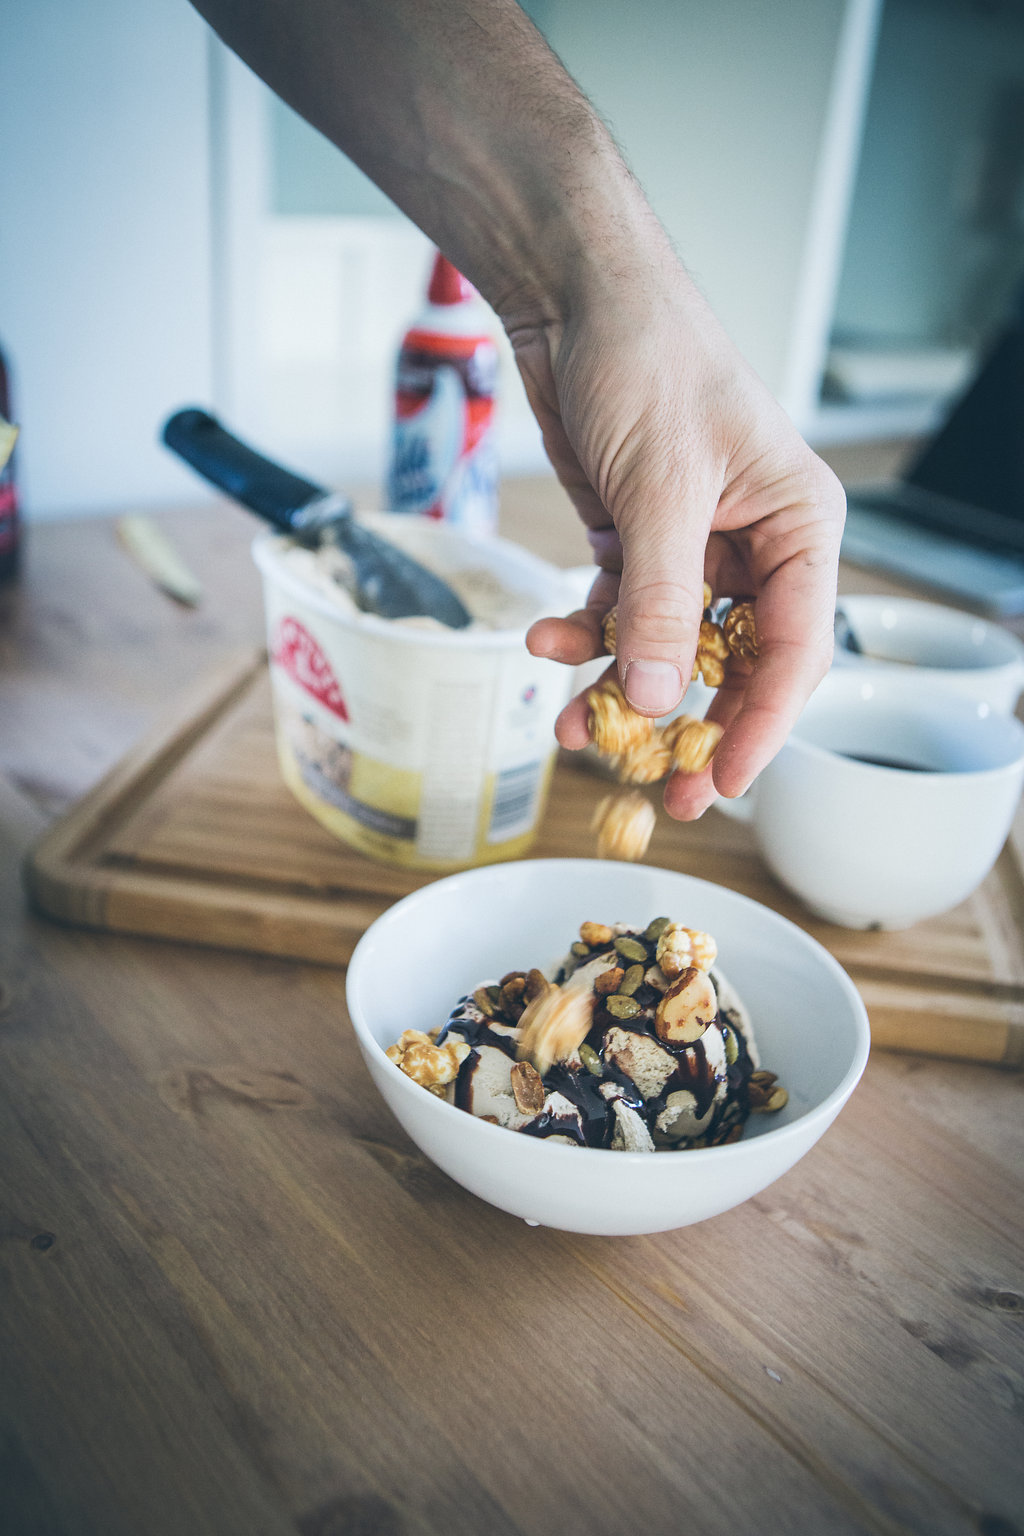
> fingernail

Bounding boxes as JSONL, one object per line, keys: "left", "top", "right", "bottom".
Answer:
{"left": 623, "top": 660, "right": 683, "bottom": 715}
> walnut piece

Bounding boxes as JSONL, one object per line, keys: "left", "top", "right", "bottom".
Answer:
{"left": 602, "top": 607, "right": 618, "bottom": 656}
{"left": 692, "top": 619, "right": 731, "bottom": 687}
{"left": 592, "top": 789, "right": 656, "bottom": 862}
{"left": 724, "top": 600, "right": 758, "bottom": 662}
{"left": 587, "top": 677, "right": 653, "bottom": 756}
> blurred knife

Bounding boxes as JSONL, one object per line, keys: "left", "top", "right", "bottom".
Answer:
{"left": 161, "top": 408, "right": 472, "bottom": 628}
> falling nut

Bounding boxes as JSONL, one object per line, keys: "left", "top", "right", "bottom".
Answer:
{"left": 614, "top": 732, "right": 673, "bottom": 785}
{"left": 592, "top": 790, "right": 656, "bottom": 862}
{"left": 663, "top": 717, "right": 724, "bottom": 775}
{"left": 517, "top": 981, "right": 596, "bottom": 1077}
{"left": 654, "top": 966, "right": 718, "bottom": 1044}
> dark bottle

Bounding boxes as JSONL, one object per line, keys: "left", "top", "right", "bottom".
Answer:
{"left": 0, "top": 340, "right": 20, "bottom": 583}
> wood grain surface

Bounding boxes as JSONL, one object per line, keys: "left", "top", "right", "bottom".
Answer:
{"left": 2, "top": 477, "right": 1024, "bottom": 1536}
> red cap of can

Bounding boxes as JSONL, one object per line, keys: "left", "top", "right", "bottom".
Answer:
{"left": 427, "top": 252, "right": 476, "bottom": 305}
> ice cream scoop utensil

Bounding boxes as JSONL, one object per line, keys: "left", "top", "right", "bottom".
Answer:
{"left": 161, "top": 408, "right": 472, "bottom": 628}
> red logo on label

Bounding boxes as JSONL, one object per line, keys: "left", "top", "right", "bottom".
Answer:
{"left": 272, "top": 616, "right": 349, "bottom": 721}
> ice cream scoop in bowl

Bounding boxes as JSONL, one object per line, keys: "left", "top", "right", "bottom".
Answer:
{"left": 346, "top": 859, "right": 870, "bottom": 1235}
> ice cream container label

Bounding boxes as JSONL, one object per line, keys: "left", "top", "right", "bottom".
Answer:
{"left": 253, "top": 530, "right": 573, "bottom": 872}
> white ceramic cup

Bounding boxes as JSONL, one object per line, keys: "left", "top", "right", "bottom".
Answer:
{"left": 717, "top": 669, "right": 1024, "bottom": 929}
{"left": 833, "top": 594, "right": 1024, "bottom": 713}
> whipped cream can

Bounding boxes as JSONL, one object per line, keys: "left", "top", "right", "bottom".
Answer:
{"left": 386, "top": 252, "right": 499, "bottom": 535}
{"left": 253, "top": 522, "right": 573, "bottom": 872}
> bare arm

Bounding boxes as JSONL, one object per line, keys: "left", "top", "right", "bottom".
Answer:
{"left": 192, "top": 0, "right": 845, "bottom": 814}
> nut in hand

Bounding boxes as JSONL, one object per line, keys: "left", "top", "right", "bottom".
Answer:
{"left": 601, "top": 607, "right": 618, "bottom": 656}
{"left": 592, "top": 789, "right": 656, "bottom": 862}
{"left": 587, "top": 676, "right": 653, "bottom": 757}
{"left": 654, "top": 966, "right": 718, "bottom": 1044}
{"left": 724, "top": 601, "right": 758, "bottom": 662}
{"left": 662, "top": 716, "right": 724, "bottom": 774}
{"left": 691, "top": 620, "right": 731, "bottom": 688}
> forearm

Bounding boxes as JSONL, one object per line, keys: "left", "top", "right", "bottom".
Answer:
{"left": 192, "top": 0, "right": 672, "bottom": 324}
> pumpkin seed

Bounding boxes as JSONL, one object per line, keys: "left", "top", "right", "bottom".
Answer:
{"left": 570, "top": 941, "right": 590, "bottom": 958}
{"left": 614, "top": 936, "right": 648, "bottom": 964}
{"left": 643, "top": 916, "right": 671, "bottom": 943}
{"left": 723, "top": 1025, "right": 739, "bottom": 1065}
{"left": 618, "top": 964, "right": 645, "bottom": 996}
{"left": 605, "top": 993, "right": 641, "bottom": 1019}
{"left": 579, "top": 1043, "right": 603, "bottom": 1076}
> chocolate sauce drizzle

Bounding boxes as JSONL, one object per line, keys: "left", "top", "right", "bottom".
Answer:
{"left": 437, "top": 940, "right": 756, "bottom": 1151}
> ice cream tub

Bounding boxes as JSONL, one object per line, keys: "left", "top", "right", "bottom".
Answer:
{"left": 252, "top": 514, "right": 576, "bottom": 872}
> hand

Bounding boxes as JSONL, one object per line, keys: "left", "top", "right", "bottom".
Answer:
{"left": 509, "top": 254, "right": 846, "bottom": 820}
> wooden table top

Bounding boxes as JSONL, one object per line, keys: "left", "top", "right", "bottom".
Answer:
{"left": 2, "top": 471, "right": 1023, "bottom": 1536}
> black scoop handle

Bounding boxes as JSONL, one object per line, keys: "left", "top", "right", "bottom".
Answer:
{"left": 162, "top": 408, "right": 324, "bottom": 531}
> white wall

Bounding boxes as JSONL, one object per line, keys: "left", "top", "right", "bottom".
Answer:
{"left": 0, "top": 0, "right": 215, "bottom": 519}
{"left": 1, "top": 0, "right": 877, "bottom": 519}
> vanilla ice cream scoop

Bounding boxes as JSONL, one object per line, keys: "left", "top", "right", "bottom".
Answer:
{"left": 393, "top": 917, "right": 786, "bottom": 1152}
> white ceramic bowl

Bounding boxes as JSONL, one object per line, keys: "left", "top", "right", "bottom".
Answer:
{"left": 346, "top": 860, "right": 870, "bottom": 1235}
{"left": 833, "top": 594, "right": 1024, "bottom": 713}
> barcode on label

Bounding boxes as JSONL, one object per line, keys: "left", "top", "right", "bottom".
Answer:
{"left": 487, "top": 761, "right": 543, "bottom": 842}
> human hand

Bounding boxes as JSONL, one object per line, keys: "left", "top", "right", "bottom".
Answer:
{"left": 507, "top": 253, "right": 846, "bottom": 821}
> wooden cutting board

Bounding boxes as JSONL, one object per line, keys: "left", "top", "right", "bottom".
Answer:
{"left": 24, "top": 650, "right": 1024, "bottom": 1068}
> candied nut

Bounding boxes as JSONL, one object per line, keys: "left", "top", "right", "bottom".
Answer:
{"left": 592, "top": 790, "right": 656, "bottom": 863}
{"left": 594, "top": 966, "right": 625, "bottom": 995}
{"left": 656, "top": 922, "right": 718, "bottom": 976}
{"left": 580, "top": 921, "right": 613, "bottom": 947}
{"left": 390, "top": 1033, "right": 471, "bottom": 1091}
{"left": 517, "top": 981, "right": 596, "bottom": 1077}
{"left": 654, "top": 966, "right": 718, "bottom": 1044}
{"left": 692, "top": 655, "right": 725, "bottom": 688}
{"left": 510, "top": 1059, "right": 546, "bottom": 1115}
{"left": 703, "top": 581, "right": 713, "bottom": 611}
{"left": 664, "top": 717, "right": 724, "bottom": 775}
{"left": 587, "top": 677, "right": 653, "bottom": 757}
{"left": 602, "top": 607, "right": 618, "bottom": 656}
{"left": 724, "top": 600, "right": 759, "bottom": 662}
{"left": 614, "top": 732, "right": 673, "bottom": 785}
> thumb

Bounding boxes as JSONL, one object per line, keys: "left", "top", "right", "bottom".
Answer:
{"left": 613, "top": 505, "right": 711, "bottom": 717}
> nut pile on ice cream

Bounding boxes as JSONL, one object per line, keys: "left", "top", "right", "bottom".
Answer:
{"left": 387, "top": 916, "right": 787, "bottom": 1150}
